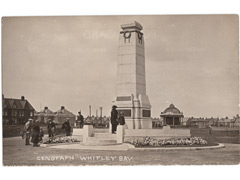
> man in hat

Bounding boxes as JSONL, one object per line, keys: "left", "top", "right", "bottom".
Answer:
{"left": 77, "top": 111, "right": 84, "bottom": 128}
{"left": 111, "top": 105, "right": 118, "bottom": 134}
{"left": 23, "top": 118, "right": 33, "bottom": 145}
{"left": 62, "top": 118, "right": 71, "bottom": 136}
{"left": 47, "top": 119, "right": 56, "bottom": 138}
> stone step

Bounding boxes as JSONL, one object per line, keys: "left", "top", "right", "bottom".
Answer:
{"left": 81, "top": 137, "right": 118, "bottom": 146}
{"left": 93, "top": 133, "right": 117, "bottom": 138}
{"left": 93, "top": 129, "right": 109, "bottom": 133}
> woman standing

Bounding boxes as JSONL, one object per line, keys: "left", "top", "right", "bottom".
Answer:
{"left": 31, "top": 120, "right": 40, "bottom": 147}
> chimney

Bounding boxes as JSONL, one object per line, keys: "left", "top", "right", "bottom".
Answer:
{"left": 44, "top": 107, "right": 48, "bottom": 110}
{"left": 61, "top": 106, "right": 65, "bottom": 110}
{"left": 21, "top": 96, "right": 25, "bottom": 100}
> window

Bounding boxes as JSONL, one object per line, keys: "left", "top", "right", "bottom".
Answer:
{"left": 12, "top": 110, "right": 17, "bottom": 116}
{"left": 4, "top": 111, "right": 8, "bottom": 116}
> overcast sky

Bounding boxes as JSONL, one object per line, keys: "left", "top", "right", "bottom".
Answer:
{"left": 2, "top": 15, "right": 239, "bottom": 118}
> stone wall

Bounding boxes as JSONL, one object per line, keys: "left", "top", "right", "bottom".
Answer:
{"left": 190, "top": 127, "right": 239, "bottom": 144}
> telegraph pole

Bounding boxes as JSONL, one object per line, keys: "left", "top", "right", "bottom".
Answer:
{"left": 99, "top": 107, "right": 103, "bottom": 124}
{"left": 89, "top": 105, "right": 91, "bottom": 121}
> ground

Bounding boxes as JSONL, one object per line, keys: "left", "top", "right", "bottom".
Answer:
{"left": 3, "top": 137, "right": 240, "bottom": 166}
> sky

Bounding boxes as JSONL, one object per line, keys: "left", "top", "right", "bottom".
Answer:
{"left": 2, "top": 15, "right": 239, "bottom": 118}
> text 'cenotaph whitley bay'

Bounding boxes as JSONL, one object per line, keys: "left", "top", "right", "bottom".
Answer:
{"left": 114, "top": 21, "right": 152, "bottom": 129}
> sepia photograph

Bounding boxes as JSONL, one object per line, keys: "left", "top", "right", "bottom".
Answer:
{"left": 1, "top": 14, "right": 239, "bottom": 166}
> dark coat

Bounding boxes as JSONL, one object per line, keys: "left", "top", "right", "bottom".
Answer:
{"left": 118, "top": 116, "right": 125, "bottom": 125}
{"left": 62, "top": 121, "right": 71, "bottom": 131}
{"left": 77, "top": 115, "right": 84, "bottom": 123}
{"left": 31, "top": 123, "right": 40, "bottom": 144}
{"left": 111, "top": 109, "right": 118, "bottom": 124}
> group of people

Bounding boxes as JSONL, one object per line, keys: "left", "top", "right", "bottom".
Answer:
{"left": 22, "top": 119, "right": 44, "bottom": 147}
{"left": 110, "top": 105, "right": 125, "bottom": 134}
{"left": 22, "top": 118, "right": 72, "bottom": 147}
{"left": 22, "top": 107, "right": 124, "bottom": 146}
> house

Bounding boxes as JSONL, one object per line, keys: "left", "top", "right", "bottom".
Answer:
{"left": 187, "top": 117, "right": 209, "bottom": 128}
{"left": 35, "top": 106, "right": 55, "bottom": 123}
{"left": 205, "top": 117, "right": 219, "bottom": 127}
{"left": 232, "top": 115, "right": 239, "bottom": 127}
{"left": 2, "top": 95, "right": 35, "bottom": 124}
{"left": 54, "top": 106, "right": 76, "bottom": 125}
{"left": 217, "top": 117, "right": 235, "bottom": 127}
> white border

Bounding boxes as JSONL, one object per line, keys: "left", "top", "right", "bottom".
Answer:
{"left": 0, "top": 0, "right": 239, "bottom": 180}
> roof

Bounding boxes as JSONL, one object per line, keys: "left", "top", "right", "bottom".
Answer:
{"left": 218, "top": 118, "right": 234, "bottom": 123}
{"left": 35, "top": 108, "right": 55, "bottom": 116}
{"left": 189, "top": 118, "right": 207, "bottom": 122}
{"left": 205, "top": 118, "right": 219, "bottom": 123}
{"left": 55, "top": 108, "right": 76, "bottom": 117}
{"left": 3, "top": 98, "right": 35, "bottom": 111}
{"left": 160, "top": 104, "right": 183, "bottom": 117}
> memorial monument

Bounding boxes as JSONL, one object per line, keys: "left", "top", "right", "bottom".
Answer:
{"left": 113, "top": 21, "right": 152, "bottom": 129}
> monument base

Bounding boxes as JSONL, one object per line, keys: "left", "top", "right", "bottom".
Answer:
{"left": 114, "top": 94, "right": 152, "bottom": 129}
{"left": 125, "top": 118, "right": 152, "bottom": 129}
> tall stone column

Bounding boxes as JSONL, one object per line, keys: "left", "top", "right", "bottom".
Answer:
{"left": 113, "top": 21, "right": 152, "bottom": 129}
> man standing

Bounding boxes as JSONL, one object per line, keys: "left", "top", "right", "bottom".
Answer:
{"left": 23, "top": 119, "right": 33, "bottom": 145}
{"left": 111, "top": 105, "right": 118, "bottom": 134}
{"left": 77, "top": 111, "right": 84, "bottom": 128}
{"left": 62, "top": 118, "right": 71, "bottom": 136}
{"left": 47, "top": 119, "right": 56, "bottom": 138}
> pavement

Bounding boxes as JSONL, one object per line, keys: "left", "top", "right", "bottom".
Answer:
{"left": 42, "top": 143, "right": 135, "bottom": 151}
{"left": 41, "top": 142, "right": 225, "bottom": 151}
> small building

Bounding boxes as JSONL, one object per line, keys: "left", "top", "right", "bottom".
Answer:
{"left": 2, "top": 96, "right": 35, "bottom": 124}
{"left": 160, "top": 104, "right": 184, "bottom": 126}
{"left": 35, "top": 106, "right": 55, "bottom": 123}
{"left": 54, "top": 106, "right": 76, "bottom": 125}
{"left": 187, "top": 117, "right": 209, "bottom": 128}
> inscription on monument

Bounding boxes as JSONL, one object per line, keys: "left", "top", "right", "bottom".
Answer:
{"left": 142, "top": 110, "right": 151, "bottom": 117}
{"left": 116, "top": 96, "right": 131, "bottom": 101}
{"left": 118, "top": 109, "right": 131, "bottom": 117}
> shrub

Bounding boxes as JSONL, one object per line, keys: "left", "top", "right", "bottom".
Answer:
{"left": 127, "top": 136, "right": 208, "bottom": 147}
{"left": 43, "top": 136, "right": 79, "bottom": 144}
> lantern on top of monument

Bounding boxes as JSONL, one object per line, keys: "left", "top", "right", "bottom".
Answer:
{"left": 114, "top": 21, "right": 152, "bottom": 129}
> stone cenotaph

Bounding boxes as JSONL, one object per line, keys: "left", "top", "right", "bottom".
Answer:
{"left": 113, "top": 21, "right": 152, "bottom": 129}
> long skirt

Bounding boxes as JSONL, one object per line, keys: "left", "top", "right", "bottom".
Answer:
{"left": 31, "top": 132, "right": 39, "bottom": 145}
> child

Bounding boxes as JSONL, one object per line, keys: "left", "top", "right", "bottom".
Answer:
{"left": 118, "top": 112, "right": 125, "bottom": 125}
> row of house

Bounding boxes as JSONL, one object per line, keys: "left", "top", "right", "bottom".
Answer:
{"left": 35, "top": 106, "right": 76, "bottom": 125}
{"left": 152, "top": 116, "right": 240, "bottom": 128}
{"left": 36, "top": 106, "right": 111, "bottom": 127}
{"left": 2, "top": 95, "right": 77, "bottom": 125}
{"left": 2, "top": 95, "right": 111, "bottom": 126}
{"left": 3, "top": 96, "right": 239, "bottom": 128}
{"left": 186, "top": 116, "right": 240, "bottom": 128}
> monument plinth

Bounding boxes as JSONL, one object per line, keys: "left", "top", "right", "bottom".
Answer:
{"left": 114, "top": 21, "right": 152, "bottom": 129}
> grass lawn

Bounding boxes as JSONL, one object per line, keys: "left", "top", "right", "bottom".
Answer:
{"left": 3, "top": 136, "right": 240, "bottom": 166}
